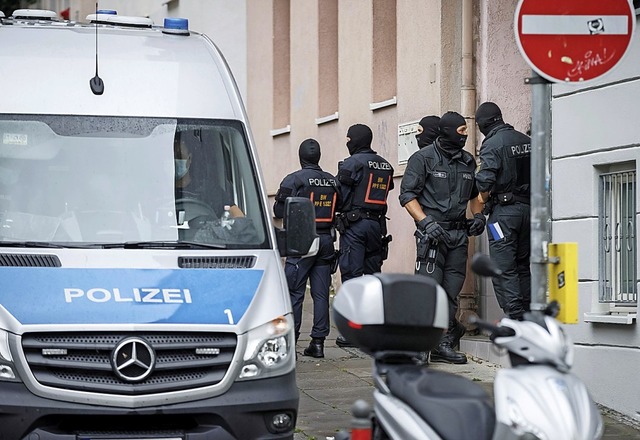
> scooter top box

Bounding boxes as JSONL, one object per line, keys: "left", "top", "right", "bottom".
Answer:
{"left": 333, "top": 273, "right": 449, "bottom": 353}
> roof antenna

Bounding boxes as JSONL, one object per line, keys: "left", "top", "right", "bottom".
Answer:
{"left": 89, "top": 1, "right": 104, "bottom": 95}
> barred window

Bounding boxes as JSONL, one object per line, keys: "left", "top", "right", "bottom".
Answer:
{"left": 599, "top": 169, "right": 637, "bottom": 306}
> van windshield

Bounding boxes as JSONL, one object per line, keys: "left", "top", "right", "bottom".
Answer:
{"left": 0, "top": 115, "right": 269, "bottom": 249}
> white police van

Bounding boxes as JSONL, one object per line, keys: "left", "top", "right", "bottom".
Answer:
{"left": 0, "top": 9, "right": 316, "bottom": 440}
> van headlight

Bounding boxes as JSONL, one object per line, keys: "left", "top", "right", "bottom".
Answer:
{"left": 0, "top": 330, "right": 19, "bottom": 382}
{"left": 237, "top": 315, "right": 295, "bottom": 380}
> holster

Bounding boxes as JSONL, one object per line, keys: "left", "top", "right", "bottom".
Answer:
{"left": 415, "top": 229, "right": 438, "bottom": 269}
{"left": 381, "top": 234, "right": 392, "bottom": 261}
{"left": 330, "top": 249, "right": 340, "bottom": 274}
{"left": 415, "top": 229, "right": 429, "bottom": 261}
{"left": 334, "top": 213, "right": 349, "bottom": 234}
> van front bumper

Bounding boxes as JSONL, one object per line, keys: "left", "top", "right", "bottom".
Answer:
{"left": 0, "top": 371, "right": 298, "bottom": 440}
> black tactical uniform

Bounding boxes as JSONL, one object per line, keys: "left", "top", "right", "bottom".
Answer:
{"left": 475, "top": 102, "right": 531, "bottom": 320}
{"left": 334, "top": 124, "right": 394, "bottom": 348}
{"left": 400, "top": 112, "right": 484, "bottom": 364}
{"left": 335, "top": 124, "right": 394, "bottom": 281}
{"left": 274, "top": 139, "right": 340, "bottom": 358}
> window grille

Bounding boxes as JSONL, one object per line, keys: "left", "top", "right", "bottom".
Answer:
{"left": 599, "top": 170, "right": 637, "bottom": 305}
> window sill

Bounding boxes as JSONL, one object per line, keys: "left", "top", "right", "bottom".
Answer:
{"left": 315, "top": 112, "right": 339, "bottom": 125}
{"left": 270, "top": 125, "right": 291, "bottom": 137}
{"left": 369, "top": 96, "right": 397, "bottom": 111}
{"left": 583, "top": 312, "right": 637, "bottom": 324}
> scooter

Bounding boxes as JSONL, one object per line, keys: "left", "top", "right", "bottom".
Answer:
{"left": 332, "top": 253, "right": 603, "bottom": 440}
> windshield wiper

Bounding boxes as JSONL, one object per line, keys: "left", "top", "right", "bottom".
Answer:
{"left": 0, "top": 241, "right": 93, "bottom": 249}
{"left": 103, "top": 241, "right": 227, "bottom": 250}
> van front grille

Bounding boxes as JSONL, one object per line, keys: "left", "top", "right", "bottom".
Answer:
{"left": 21, "top": 332, "right": 237, "bottom": 395}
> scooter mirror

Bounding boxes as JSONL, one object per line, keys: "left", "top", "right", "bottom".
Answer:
{"left": 471, "top": 253, "right": 502, "bottom": 277}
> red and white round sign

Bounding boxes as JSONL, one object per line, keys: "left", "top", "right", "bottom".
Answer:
{"left": 515, "top": 0, "right": 636, "bottom": 84}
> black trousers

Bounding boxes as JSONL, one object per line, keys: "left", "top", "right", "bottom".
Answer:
{"left": 338, "top": 218, "right": 384, "bottom": 282}
{"left": 415, "top": 229, "right": 468, "bottom": 331}
{"left": 285, "top": 233, "right": 334, "bottom": 339}
{"left": 486, "top": 202, "right": 531, "bottom": 319}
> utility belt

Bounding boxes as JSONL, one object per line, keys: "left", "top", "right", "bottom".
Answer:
{"left": 437, "top": 220, "right": 467, "bottom": 230}
{"left": 494, "top": 192, "right": 530, "bottom": 206}
{"left": 334, "top": 209, "right": 384, "bottom": 234}
{"left": 347, "top": 209, "right": 383, "bottom": 221}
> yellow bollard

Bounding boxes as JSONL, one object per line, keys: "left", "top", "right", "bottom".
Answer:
{"left": 548, "top": 242, "right": 579, "bottom": 324}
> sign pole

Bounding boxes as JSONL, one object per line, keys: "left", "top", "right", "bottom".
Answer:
{"left": 526, "top": 71, "right": 552, "bottom": 311}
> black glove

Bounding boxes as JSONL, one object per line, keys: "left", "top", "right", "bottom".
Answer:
{"left": 467, "top": 213, "right": 486, "bottom": 236}
{"left": 417, "top": 216, "right": 445, "bottom": 241}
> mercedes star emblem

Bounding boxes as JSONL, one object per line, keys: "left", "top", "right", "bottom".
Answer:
{"left": 112, "top": 337, "right": 156, "bottom": 382}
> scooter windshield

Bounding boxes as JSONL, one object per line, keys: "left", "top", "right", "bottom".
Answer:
{"left": 0, "top": 115, "right": 268, "bottom": 249}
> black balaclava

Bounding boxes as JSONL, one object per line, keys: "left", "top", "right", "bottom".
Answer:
{"left": 346, "top": 124, "right": 373, "bottom": 155}
{"left": 415, "top": 115, "right": 440, "bottom": 149}
{"left": 299, "top": 138, "right": 321, "bottom": 167}
{"left": 475, "top": 101, "right": 504, "bottom": 136}
{"left": 438, "top": 111, "right": 467, "bottom": 156}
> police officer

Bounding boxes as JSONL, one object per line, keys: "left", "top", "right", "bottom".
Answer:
{"left": 274, "top": 139, "right": 340, "bottom": 358}
{"left": 415, "top": 115, "right": 440, "bottom": 149}
{"left": 334, "top": 123, "right": 394, "bottom": 348}
{"left": 475, "top": 102, "right": 531, "bottom": 320}
{"left": 399, "top": 111, "right": 485, "bottom": 364}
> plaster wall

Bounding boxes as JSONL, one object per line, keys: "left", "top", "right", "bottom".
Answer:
{"left": 246, "top": 0, "right": 461, "bottom": 276}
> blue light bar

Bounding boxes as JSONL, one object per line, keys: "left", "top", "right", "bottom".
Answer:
{"left": 96, "top": 9, "right": 117, "bottom": 15}
{"left": 163, "top": 17, "right": 189, "bottom": 35}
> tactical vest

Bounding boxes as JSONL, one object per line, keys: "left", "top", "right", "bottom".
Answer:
{"left": 295, "top": 171, "right": 338, "bottom": 230}
{"left": 497, "top": 135, "right": 531, "bottom": 196}
{"left": 350, "top": 153, "right": 393, "bottom": 212}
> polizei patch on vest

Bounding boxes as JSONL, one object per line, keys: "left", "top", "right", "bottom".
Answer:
{"left": 507, "top": 143, "right": 531, "bottom": 157}
{"left": 368, "top": 161, "right": 392, "bottom": 170}
{"left": 432, "top": 171, "right": 447, "bottom": 178}
{"left": 308, "top": 177, "right": 337, "bottom": 187}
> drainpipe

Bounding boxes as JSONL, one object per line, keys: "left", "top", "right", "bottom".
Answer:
{"left": 458, "top": 0, "right": 478, "bottom": 328}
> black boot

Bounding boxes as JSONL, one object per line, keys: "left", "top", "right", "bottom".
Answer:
{"left": 430, "top": 330, "right": 467, "bottom": 364}
{"left": 303, "top": 338, "right": 325, "bottom": 358}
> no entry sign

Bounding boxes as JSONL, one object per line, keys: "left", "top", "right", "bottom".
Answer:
{"left": 515, "top": 0, "right": 636, "bottom": 84}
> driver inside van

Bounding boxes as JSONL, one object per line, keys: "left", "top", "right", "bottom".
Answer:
{"left": 173, "top": 136, "right": 244, "bottom": 222}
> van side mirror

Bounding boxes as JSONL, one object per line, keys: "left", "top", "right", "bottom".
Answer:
{"left": 276, "top": 197, "right": 318, "bottom": 257}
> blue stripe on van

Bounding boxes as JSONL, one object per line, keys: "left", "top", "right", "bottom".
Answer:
{"left": 0, "top": 268, "right": 263, "bottom": 325}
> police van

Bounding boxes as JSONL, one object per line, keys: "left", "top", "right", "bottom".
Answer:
{"left": 0, "top": 9, "right": 316, "bottom": 440}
